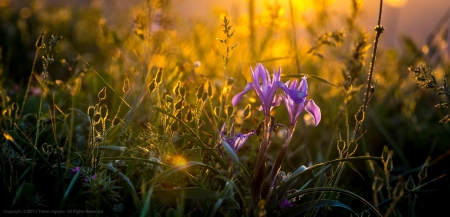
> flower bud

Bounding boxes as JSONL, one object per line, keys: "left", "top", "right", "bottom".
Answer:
{"left": 98, "top": 87, "right": 107, "bottom": 101}
{"left": 155, "top": 67, "right": 163, "bottom": 84}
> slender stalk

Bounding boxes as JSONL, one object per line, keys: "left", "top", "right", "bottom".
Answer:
{"left": 289, "top": 0, "right": 301, "bottom": 73}
{"left": 251, "top": 115, "right": 271, "bottom": 207}
{"left": 351, "top": 0, "right": 384, "bottom": 142}
{"left": 261, "top": 125, "right": 295, "bottom": 200}
{"left": 20, "top": 31, "right": 45, "bottom": 118}
{"left": 30, "top": 73, "right": 46, "bottom": 184}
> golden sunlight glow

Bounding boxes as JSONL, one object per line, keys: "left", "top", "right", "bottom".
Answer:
{"left": 384, "top": 0, "right": 408, "bottom": 8}
{"left": 422, "top": 45, "right": 429, "bottom": 54}
{"left": 249, "top": 97, "right": 257, "bottom": 103}
{"left": 172, "top": 155, "right": 187, "bottom": 166}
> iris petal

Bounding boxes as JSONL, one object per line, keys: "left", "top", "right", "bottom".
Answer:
{"left": 232, "top": 82, "right": 253, "bottom": 106}
{"left": 305, "top": 99, "right": 321, "bottom": 126}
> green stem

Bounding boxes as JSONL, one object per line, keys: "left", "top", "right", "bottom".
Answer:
{"left": 19, "top": 31, "right": 44, "bottom": 119}
{"left": 261, "top": 125, "right": 295, "bottom": 200}
{"left": 251, "top": 115, "right": 271, "bottom": 207}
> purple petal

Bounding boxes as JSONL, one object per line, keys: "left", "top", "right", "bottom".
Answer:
{"left": 255, "top": 64, "right": 267, "bottom": 87}
{"left": 299, "top": 76, "right": 308, "bottom": 93}
{"left": 235, "top": 131, "right": 255, "bottom": 152}
{"left": 279, "top": 198, "right": 293, "bottom": 209}
{"left": 278, "top": 81, "right": 307, "bottom": 103}
{"left": 287, "top": 79, "right": 296, "bottom": 89}
{"left": 305, "top": 99, "right": 321, "bottom": 126}
{"left": 232, "top": 82, "right": 253, "bottom": 106}
{"left": 71, "top": 166, "right": 80, "bottom": 174}
{"left": 272, "top": 95, "right": 283, "bottom": 107}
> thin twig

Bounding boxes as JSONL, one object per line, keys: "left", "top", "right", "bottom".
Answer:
{"left": 352, "top": 0, "right": 384, "bottom": 142}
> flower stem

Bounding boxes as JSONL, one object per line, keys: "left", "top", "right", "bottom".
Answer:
{"left": 251, "top": 115, "right": 271, "bottom": 207}
{"left": 261, "top": 125, "right": 295, "bottom": 200}
{"left": 352, "top": 0, "right": 384, "bottom": 142}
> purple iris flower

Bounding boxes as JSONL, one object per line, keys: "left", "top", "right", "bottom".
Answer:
{"left": 219, "top": 123, "right": 255, "bottom": 156}
{"left": 279, "top": 198, "right": 294, "bottom": 209}
{"left": 232, "top": 63, "right": 307, "bottom": 116}
{"left": 71, "top": 166, "right": 80, "bottom": 174}
{"left": 282, "top": 76, "right": 321, "bottom": 126}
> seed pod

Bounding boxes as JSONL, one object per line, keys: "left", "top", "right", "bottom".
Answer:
{"left": 196, "top": 82, "right": 204, "bottom": 100}
{"left": 148, "top": 79, "right": 156, "bottom": 94}
{"left": 243, "top": 104, "right": 251, "bottom": 119}
{"left": 98, "top": 87, "right": 107, "bottom": 101}
{"left": 214, "top": 107, "right": 221, "bottom": 118}
{"left": 176, "top": 111, "right": 183, "bottom": 120}
{"left": 207, "top": 81, "right": 213, "bottom": 98}
{"left": 174, "top": 81, "right": 181, "bottom": 95}
{"left": 100, "top": 104, "right": 108, "bottom": 120}
{"left": 227, "top": 77, "right": 235, "bottom": 85}
{"left": 355, "top": 105, "right": 365, "bottom": 123}
{"left": 175, "top": 99, "right": 184, "bottom": 111}
{"left": 165, "top": 95, "right": 173, "bottom": 104}
{"left": 112, "top": 117, "right": 121, "bottom": 126}
{"left": 418, "top": 156, "right": 431, "bottom": 181}
{"left": 392, "top": 179, "right": 404, "bottom": 199}
{"left": 185, "top": 108, "right": 193, "bottom": 122}
{"left": 171, "top": 122, "right": 178, "bottom": 131}
{"left": 372, "top": 176, "right": 384, "bottom": 192}
{"left": 201, "top": 92, "right": 208, "bottom": 102}
{"left": 180, "top": 86, "right": 186, "bottom": 98}
{"left": 155, "top": 67, "right": 163, "bottom": 84}
{"left": 225, "top": 105, "right": 234, "bottom": 116}
{"left": 324, "top": 166, "right": 333, "bottom": 179}
{"left": 405, "top": 175, "right": 415, "bottom": 191}
{"left": 123, "top": 73, "right": 130, "bottom": 94}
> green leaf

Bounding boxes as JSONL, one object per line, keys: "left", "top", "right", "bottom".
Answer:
{"left": 60, "top": 169, "right": 80, "bottom": 209}
{"left": 100, "top": 164, "right": 142, "bottom": 211}
{"left": 147, "top": 161, "right": 220, "bottom": 185}
{"left": 153, "top": 107, "right": 227, "bottom": 169}
{"left": 213, "top": 175, "right": 247, "bottom": 208}
{"left": 102, "top": 157, "right": 204, "bottom": 188}
{"left": 281, "top": 199, "right": 357, "bottom": 216}
{"left": 98, "top": 146, "right": 126, "bottom": 152}
{"left": 165, "top": 208, "right": 177, "bottom": 217}
{"left": 269, "top": 187, "right": 382, "bottom": 217}
{"left": 152, "top": 188, "right": 215, "bottom": 200}
{"left": 270, "top": 156, "right": 382, "bottom": 208}
{"left": 13, "top": 183, "right": 35, "bottom": 206}
{"left": 209, "top": 198, "right": 225, "bottom": 217}
{"left": 346, "top": 161, "right": 365, "bottom": 181}
{"left": 221, "top": 139, "right": 239, "bottom": 164}
{"left": 282, "top": 74, "right": 338, "bottom": 87}
{"left": 273, "top": 165, "right": 307, "bottom": 200}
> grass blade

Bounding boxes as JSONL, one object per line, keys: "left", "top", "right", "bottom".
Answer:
{"left": 100, "top": 164, "right": 142, "bottom": 211}
{"left": 153, "top": 106, "right": 227, "bottom": 169}
{"left": 60, "top": 169, "right": 80, "bottom": 209}
{"left": 270, "top": 187, "right": 382, "bottom": 217}
{"left": 281, "top": 199, "right": 358, "bottom": 216}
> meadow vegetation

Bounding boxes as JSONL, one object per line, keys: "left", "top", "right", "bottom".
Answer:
{"left": 1, "top": 0, "right": 449, "bottom": 216}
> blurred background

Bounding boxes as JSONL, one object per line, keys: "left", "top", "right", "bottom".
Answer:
{"left": 1, "top": 0, "right": 450, "bottom": 214}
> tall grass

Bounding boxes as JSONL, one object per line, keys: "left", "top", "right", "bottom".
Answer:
{"left": 1, "top": 0, "right": 449, "bottom": 216}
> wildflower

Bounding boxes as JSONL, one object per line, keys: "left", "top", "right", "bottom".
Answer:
{"left": 219, "top": 123, "right": 255, "bottom": 156}
{"left": 71, "top": 166, "right": 80, "bottom": 174}
{"left": 232, "top": 63, "right": 307, "bottom": 116}
{"left": 83, "top": 174, "right": 96, "bottom": 183}
{"left": 281, "top": 76, "right": 321, "bottom": 126}
{"left": 279, "top": 198, "right": 293, "bottom": 209}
